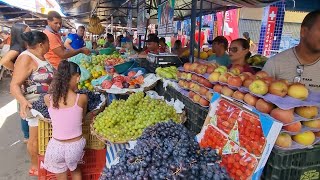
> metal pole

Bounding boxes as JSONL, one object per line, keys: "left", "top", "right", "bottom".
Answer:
{"left": 189, "top": 0, "right": 197, "bottom": 62}
{"left": 111, "top": 16, "right": 113, "bottom": 34}
{"left": 197, "top": 0, "right": 203, "bottom": 58}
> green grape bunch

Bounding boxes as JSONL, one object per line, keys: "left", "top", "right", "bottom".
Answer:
{"left": 93, "top": 92, "right": 181, "bottom": 142}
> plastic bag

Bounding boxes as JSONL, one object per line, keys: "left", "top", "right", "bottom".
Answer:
{"left": 91, "top": 75, "right": 112, "bottom": 86}
{"left": 69, "top": 53, "right": 91, "bottom": 65}
{"left": 80, "top": 66, "right": 91, "bottom": 82}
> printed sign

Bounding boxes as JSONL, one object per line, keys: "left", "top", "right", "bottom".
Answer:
{"left": 158, "top": 0, "right": 175, "bottom": 36}
{"left": 263, "top": 7, "right": 278, "bottom": 56}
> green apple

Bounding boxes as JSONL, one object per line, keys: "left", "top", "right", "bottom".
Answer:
{"left": 249, "top": 79, "right": 269, "bottom": 95}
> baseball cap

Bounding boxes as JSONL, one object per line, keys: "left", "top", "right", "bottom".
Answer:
{"left": 145, "top": 34, "right": 159, "bottom": 43}
{"left": 212, "top": 36, "right": 228, "bottom": 49}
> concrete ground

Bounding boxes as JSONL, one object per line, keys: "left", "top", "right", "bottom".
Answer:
{"left": 0, "top": 77, "right": 37, "bottom": 180}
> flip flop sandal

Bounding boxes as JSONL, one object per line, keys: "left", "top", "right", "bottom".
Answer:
{"left": 29, "top": 169, "right": 38, "bottom": 176}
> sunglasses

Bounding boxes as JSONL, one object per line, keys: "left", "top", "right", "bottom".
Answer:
{"left": 293, "top": 65, "right": 304, "bottom": 83}
{"left": 228, "top": 47, "right": 246, "bottom": 53}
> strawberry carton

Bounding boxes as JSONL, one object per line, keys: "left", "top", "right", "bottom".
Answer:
{"left": 199, "top": 93, "right": 282, "bottom": 180}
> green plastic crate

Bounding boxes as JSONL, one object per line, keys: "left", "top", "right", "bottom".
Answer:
{"left": 267, "top": 145, "right": 320, "bottom": 168}
{"left": 262, "top": 163, "right": 320, "bottom": 180}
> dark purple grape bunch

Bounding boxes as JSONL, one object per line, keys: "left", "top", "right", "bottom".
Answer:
{"left": 32, "top": 94, "right": 50, "bottom": 118}
{"left": 100, "top": 120, "right": 231, "bottom": 180}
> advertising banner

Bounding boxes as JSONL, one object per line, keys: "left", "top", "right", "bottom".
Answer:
{"left": 216, "top": 9, "right": 239, "bottom": 44}
{"left": 262, "top": 7, "right": 278, "bottom": 56}
{"left": 158, "top": 0, "right": 175, "bottom": 36}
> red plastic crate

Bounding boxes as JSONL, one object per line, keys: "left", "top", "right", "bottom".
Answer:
{"left": 41, "top": 173, "right": 101, "bottom": 180}
{"left": 38, "top": 149, "right": 106, "bottom": 180}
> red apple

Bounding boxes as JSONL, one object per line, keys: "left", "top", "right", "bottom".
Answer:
{"left": 232, "top": 91, "right": 245, "bottom": 100}
{"left": 195, "top": 64, "right": 207, "bottom": 74}
{"left": 190, "top": 83, "right": 200, "bottom": 92}
{"left": 183, "top": 63, "right": 192, "bottom": 71}
{"left": 197, "top": 77, "right": 206, "bottom": 84}
{"left": 206, "top": 66, "right": 216, "bottom": 74}
{"left": 219, "top": 73, "right": 232, "bottom": 83}
{"left": 244, "top": 93, "right": 259, "bottom": 106}
{"left": 243, "top": 79, "right": 254, "bottom": 88}
{"left": 221, "top": 86, "right": 234, "bottom": 97}
{"left": 242, "top": 72, "right": 253, "bottom": 77}
{"left": 193, "top": 94, "right": 201, "bottom": 102}
{"left": 227, "top": 76, "right": 243, "bottom": 87}
{"left": 269, "top": 81, "right": 288, "bottom": 97}
{"left": 178, "top": 80, "right": 185, "bottom": 87}
{"left": 213, "top": 84, "right": 223, "bottom": 93}
{"left": 199, "top": 98, "right": 210, "bottom": 106}
{"left": 190, "top": 63, "right": 199, "bottom": 72}
{"left": 188, "top": 91, "right": 196, "bottom": 99}
{"left": 270, "top": 108, "right": 294, "bottom": 124}
{"left": 262, "top": 77, "right": 274, "bottom": 86}
{"left": 230, "top": 64, "right": 244, "bottom": 75}
{"left": 256, "top": 71, "right": 269, "bottom": 79}
{"left": 199, "top": 86, "right": 208, "bottom": 96}
{"left": 202, "top": 79, "right": 213, "bottom": 88}
{"left": 191, "top": 74, "right": 199, "bottom": 82}
{"left": 239, "top": 73, "right": 250, "bottom": 81}
{"left": 255, "top": 99, "right": 275, "bottom": 114}
{"left": 177, "top": 71, "right": 182, "bottom": 78}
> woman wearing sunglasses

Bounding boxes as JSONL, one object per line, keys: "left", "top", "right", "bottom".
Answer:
{"left": 228, "top": 38, "right": 256, "bottom": 74}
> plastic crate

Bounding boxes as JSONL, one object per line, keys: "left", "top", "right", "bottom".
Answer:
{"left": 184, "top": 118, "right": 202, "bottom": 135}
{"left": 38, "top": 120, "right": 105, "bottom": 156}
{"left": 266, "top": 145, "right": 320, "bottom": 168}
{"left": 38, "top": 149, "right": 106, "bottom": 180}
{"left": 261, "top": 163, "right": 320, "bottom": 180}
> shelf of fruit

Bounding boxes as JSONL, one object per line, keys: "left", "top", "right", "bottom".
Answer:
{"left": 100, "top": 121, "right": 231, "bottom": 180}
{"left": 176, "top": 61, "right": 320, "bottom": 150}
{"left": 97, "top": 72, "right": 160, "bottom": 94}
{"left": 92, "top": 92, "right": 185, "bottom": 143}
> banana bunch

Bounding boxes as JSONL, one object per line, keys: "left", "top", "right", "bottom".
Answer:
{"left": 88, "top": 16, "right": 105, "bottom": 35}
{"left": 247, "top": 54, "right": 268, "bottom": 67}
{"left": 156, "top": 66, "right": 178, "bottom": 80}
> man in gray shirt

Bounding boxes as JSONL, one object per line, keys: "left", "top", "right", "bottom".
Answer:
{"left": 263, "top": 10, "right": 320, "bottom": 92}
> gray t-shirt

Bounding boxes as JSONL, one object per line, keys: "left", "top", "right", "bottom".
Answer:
{"left": 263, "top": 47, "right": 320, "bottom": 92}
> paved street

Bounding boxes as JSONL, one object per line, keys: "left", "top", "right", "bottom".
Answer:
{"left": 0, "top": 77, "right": 37, "bottom": 180}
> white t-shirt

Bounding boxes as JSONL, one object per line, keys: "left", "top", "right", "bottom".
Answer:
{"left": 263, "top": 47, "right": 320, "bottom": 92}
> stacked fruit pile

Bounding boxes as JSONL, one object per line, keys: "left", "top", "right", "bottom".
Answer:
{"left": 32, "top": 94, "right": 50, "bottom": 118}
{"left": 104, "top": 53, "right": 124, "bottom": 67}
{"left": 93, "top": 92, "right": 181, "bottom": 142}
{"left": 101, "top": 71, "right": 144, "bottom": 89}
{"left": 100, "top": 121, "right": 231, "bottom": 180}
{"left": 155, "top": 66, "right": 178, "bottom": 80}
{"left": 177, "top": 61, "right": 319, "bottom": 150}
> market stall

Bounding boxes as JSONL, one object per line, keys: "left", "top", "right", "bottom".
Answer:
{"left": 23, "top": 0, "right": 319, "bottom": 180}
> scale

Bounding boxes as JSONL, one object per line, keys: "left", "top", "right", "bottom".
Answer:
{"left": 147, "top": 53, "right": 182, "bottom": 65}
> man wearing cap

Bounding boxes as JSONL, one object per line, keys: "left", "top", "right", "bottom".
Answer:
{"left": 137, "top": 34, "right": 160, "bottom": 58}
{"left": 208, "top": 36, "right": 231, "bottom": 67}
